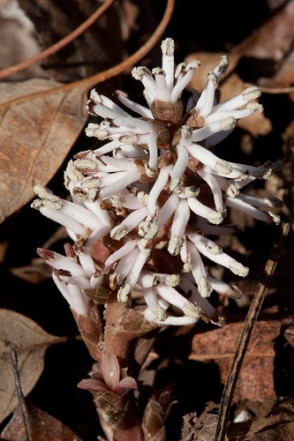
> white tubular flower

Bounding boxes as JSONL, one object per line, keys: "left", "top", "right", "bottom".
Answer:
{"left": 52, "top": 273, "right": 90, "bottom": 317}
{"left": 37, "top": 246, "right": 95, "bottom": 316}
{"left": 34, "top": 38, "right": 282, "bottom": 327}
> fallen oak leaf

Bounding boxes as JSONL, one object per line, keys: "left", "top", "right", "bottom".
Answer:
{"left": 0, "top": 400, "right": 83, "bottom": 441}
{"left": 228, "top": 398, "right": 294, "bottom": 441}
{"left": 0, "top": 78, "right": 89, "bottom": 225}
{"left": 0, "top": 309, "right": 67, "bottom": 424}
{"left": 232, "top": 0, "right": 294, "bottom": 61}
{"left": 258, "top": 48, "right": 294, "bottom": 90}
{"left": 214, "top": 224, "right": 290, "bottom": 441}
{"left": 10, "top": 257, "right": 53, "bottom": 284}
{"left": 180, "top": 402, "right": 219, "bottom": 441}
{"left": 190, "top": 321, "right": 281, "bottom": 402}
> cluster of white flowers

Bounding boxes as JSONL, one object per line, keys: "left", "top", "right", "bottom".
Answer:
{"left": 33, "top": 38, "right": 282, "bottom": 326}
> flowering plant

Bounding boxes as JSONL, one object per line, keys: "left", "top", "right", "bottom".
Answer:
{"left": 32, "top": 38, "right": 281, "bottom": 440}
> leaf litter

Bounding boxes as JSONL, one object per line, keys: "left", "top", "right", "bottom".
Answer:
{"left": 0, "top": 309, "right": 66, "bottom": 424}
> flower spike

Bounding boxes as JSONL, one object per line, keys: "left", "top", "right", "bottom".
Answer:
{"left": 33, "top": 38, "right": 282, "bottom": 326}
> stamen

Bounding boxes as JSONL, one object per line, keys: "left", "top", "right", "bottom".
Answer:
{"left": 139, "top": 273, "right": 160, "bottom": 288}
{"left": 161, "top": 38, "right": 175, "bottom": 89}
{"left": 226, "top": 196, "right": 272, "bottom": 223}
{"left": 191, "top": 236, "right": 249, "bottom": 277}
{"left": 196, "top": 71, "right": 218, "bottom": 117}
{"left": 208, "top": 276, "right": 242, "bottom": 299}
{"left": 188, "top": 198, "right": 225, "bottom": 224}
{"left": 168, "top": 200, "right": 190, "bottom": 255}
{"left": 99, "top": 170, "right": 141, "bottom": 198}
{"left": 105, "top": 240, "right": 137, "bottom": 267}
{"left": 165, "top": 274, "right": 181, "bottom": 287}
{"left": 171, "top": 143, "right": 189, "bottom": 181}
{"left": 214, "top": 55, "right": 229, "bottom": 79}
{"left": 117, "top": 283, "right": 132, "bottom": 302}
{"left": 158, "top": 193, "right": 179, "bottom": 225}
{"left": 182, "top": 302, "right": 202, "bottom": 319}
{"left": 110, "top": 207, "right": 149, "bottom": 240}
{"left": 187, "top": 241, "right": 212, "bottom": 297}
{"left": 186, "top": 143, "right": 233, "bottom": 175}
{"left": 168, "top": 237, "right": 184, "bottom": 256}
{"left": 148, "top": 166, "right": 170, "bottom": 216}
{"left": 52, "top": 273, "right": 89, "bottom": 316}
{"left": 188, "top": 233, "right": 222, "bottom": 255}
{"left": 38, "top": 249, "right": 88, "bottom": 278}
{"left": 115, "top": 90, "right": 152, "bottom": 118}
{"left": 196, "top": 168, "right": 224, "bottom": 212}
{"left": 181, "top": 275, "right": 216, "bottom": 317}
{"left": 171, "top": 60, "right": 200, "bottom": 103}
{"left": 125, "top": 247, "right": 150, "bottom": 288}
{"left": 153, "top": 68, "right": 171, "bottom": 101}
{"left": 32, "top": 205, "right": 85, "bottom": 236}
{"left": 138, "top": 215, "right": 159, "bottom": 240}
{"left": 191, "top": 117, "right": 236, "bottom": 142}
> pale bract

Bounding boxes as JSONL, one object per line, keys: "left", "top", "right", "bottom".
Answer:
{"left": 32, "top": 38, "right": 281, "bottom": 326}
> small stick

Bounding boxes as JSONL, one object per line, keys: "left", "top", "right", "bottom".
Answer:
{"left": 0, "top": 0, "right": 116, "bottom": 80}
{"left": 260, "top": 86, "right": 294, "bottom": 94}
{"left": 213, "top": 222, "right": 290, "bottom": 441}
{"left": 5, "top": 340, "right": 31, "bottom": 441}
{"left": 0, "top": 0, "right": 175, "bottom": 108}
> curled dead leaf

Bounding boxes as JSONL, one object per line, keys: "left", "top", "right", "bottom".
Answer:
{"left": 258, "top": 48, "right": 294, "bottom": 89}
{"left": 10, "top": 258, "right": 53, "bottom": 284}
{"left": 0, "top": 309, "right": 66, "bottom": 423}
{"left": 180, "top": 402, "right": 219, "bottom": 441}
{"left": 0, "top": 401, "right": 82, "bottom": 441}
{"left": 228, "top": 398, "right": 294, "bottom": 441}
{"left": 0, "top": 79, "right": 89, "bottom": 224}
{"left": 233, "top": 0, "right": 294, "bottom": 61}
{"left": 190, "top": 321, "right": 281, "bottom": 402}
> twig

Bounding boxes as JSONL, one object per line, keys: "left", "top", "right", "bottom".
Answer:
{"left": 259, "top": 85, "right": 294, "bottom": 94}
{"left": 0, "top": 0, "right": 116, "bottom": 81}
{"left": 5, "top": 340, "right": 31, "bottom": 441}
{"left": 213, "top": 222, "right": 290, "bottom": 441}
{"left": 0, "top": 0, "right": 175, "bottom": 109}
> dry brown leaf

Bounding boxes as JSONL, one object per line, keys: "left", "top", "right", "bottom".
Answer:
{"left": 0, "top": 401, "right": 82, "bottom": 441}
{"left": 0, "top": 4, "right": 46, "bottom": 81}
{"left": 0, "top": 0, "right": 10, "bottom": 9}
{"left": 228, "top": 399, "right": 294, "bottom": 441}
{"left": 190, "top": 321, "right": 281, "bottom": 402}
{"left": 10, "top": 258, "right": 53, "bottom": 284}
{"left": 0, "top": 309, "right": 66, "bottom": 424}
{"left": 284, "top": 325, "right": 294, "bottom": 347}
{"left": 281, "top": 119, "right": 294, "bottom": 224}
{"left": 0, "top": 79, "right": 89, "bottom": 224}
{"left": 233, "top": 0, "right": 294, "bottom": 61}
{"left": 18, "top": 0, "right": 124, "bottom": 83}
{"left": 120, "top": 0, "right": 140, "bottom": 41}
{"left": 180, "top": 402, "right": 219, "bottom": 441}
{"left": 259, "top": 56, "right": 294, "bottom": 89}
{"left": 0, "top": 240, "right": 8, "bottom": 264}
